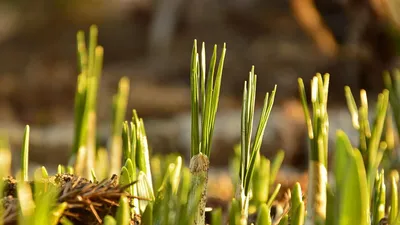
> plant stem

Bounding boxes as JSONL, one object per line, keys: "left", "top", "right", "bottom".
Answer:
{"left": 189, "top": 153, "right": 209, "bottom": 224}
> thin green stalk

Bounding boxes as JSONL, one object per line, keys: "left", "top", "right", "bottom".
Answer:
{"left": 110, "top": 77, "right": 130, "bottom": 176}
{"left": 390, "top": 173, "right": 398, "bottom": 224}
{"left": 21, "top": 125, "right": 30, "bottom": 181}
{"left": 372, "top": 170, "right": 386, "bottom": 225}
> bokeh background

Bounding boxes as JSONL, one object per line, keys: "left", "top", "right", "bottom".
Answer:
{"left": 0, "top": 0, "right": 400, "bottom": 175}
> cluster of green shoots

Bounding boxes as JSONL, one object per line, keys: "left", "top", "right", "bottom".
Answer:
{"left": 2, "top": 24, "right": 400, "bottom": 225}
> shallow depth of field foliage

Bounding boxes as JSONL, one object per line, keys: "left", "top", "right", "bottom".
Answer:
{"left": 2, "top": 24, "right": 400, "bottom": 225}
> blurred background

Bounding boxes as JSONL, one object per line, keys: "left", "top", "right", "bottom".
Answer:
{"left": 0, "top": 0, "right": 400, "bottom": 175}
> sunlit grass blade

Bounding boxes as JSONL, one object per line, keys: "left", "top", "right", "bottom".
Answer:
{"left": 21, "top": 125, "right": 30, "bottom": 181}
{"left": 390, "top": 172, "right": 398, "bottom": 224}
{"left": 110, "top": 77, "right": 130, "bottom": 176}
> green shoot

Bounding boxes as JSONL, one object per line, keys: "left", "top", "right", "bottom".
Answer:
{"left": 69, "top": 25, "right": 104, "bottom": 178}
{"left": 189, "top": 40, "right": 226, "bottom": 224}
{"left": 110, "top": 77, "right": 130, "bottom": 176}
{"left": 237, "top": 66, "right": 277, "bottom": 224}
{"left": 298, "top": 73, "right": 329, "bottom": 224}
{"left": 21, "top": 125, "right": 30, "bottom": 181}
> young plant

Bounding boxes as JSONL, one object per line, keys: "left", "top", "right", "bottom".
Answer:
{"left": 344, "top": 86, "right": 389, "bottom": 195}
{"left": 188, "top": 40, "right": 226, "bottom": 224}
{"left": 298, "top": 73, "right": 329, "bottom": 225}
{"left": 69, "top": 25, "right": 104, "bottom": 178}
{"left": 236, "top": 66, "right": 277, "bottom": 225}
{"left": 110, "top": 77, "right": 130, "bottom": 176}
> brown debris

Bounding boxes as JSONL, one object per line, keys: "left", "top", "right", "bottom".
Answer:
{"left": 1, "top": 174, "right": 141, "bottom": 225}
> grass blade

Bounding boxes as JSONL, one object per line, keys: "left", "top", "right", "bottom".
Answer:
{"left": 21, "top": 125, "right": 30, "bottom": 181}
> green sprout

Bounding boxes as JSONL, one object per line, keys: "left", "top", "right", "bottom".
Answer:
{"left": 69, "top": 25, "right": 104, "bottom": 178}
{"left": 110, "top": 77, "right": 130, "bottom": 176}
{"left": 237, "top": 66, "right": 277, "bottom": 225}
{"left": 21, "top": 125, "right": 30, "bottom": 181}
{"left": 188, "top": 40, "right": 226, "bottom": 224}
{"left": 298, "top": 73, "right": 329, "bottom": 224}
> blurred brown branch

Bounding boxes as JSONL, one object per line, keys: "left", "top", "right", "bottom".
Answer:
{"left": 290, "top": 0, "right": 339, "bottom": 57}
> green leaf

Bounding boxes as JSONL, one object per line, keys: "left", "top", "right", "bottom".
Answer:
{"left": 266, "top": 184, "right": 281, "bottom": 208}
{"left": 116, "top": 195, "right": 130, "bottom": 225}
{"left": 17, "top": 175, "right": 35, "bottom": 224}
{"left": 390, "top": 173, "right": 399, "bottom": 224}
{"left": 142, "top": 203, "right": 153, "bottom": 225}
{"left": 41, "top": 166, "right": 48, "bottom": 178}
{"left": 190, "top": 40, "right": 200, "bottom": 157}
{"left": 372, "top": 170, "right": 386, "bottom": 225}
{"left": 124, "top": 158, "right": 136, "bottom": 183}
{"left": 229, "top": 198, "right": 241, "bottom": 225}
{"left": 344, "top": 86, "right": 360, "bottom": 129}
{"left": 57, "top": 164, "right": 65, "bottom": 174}
{"left": 251, "top": 155, "right": 270, "bottom": 204}
{"left": 110, "top": 77, "right": 130, "bottom": 176}
{"left": 103, "top": 215, "right": 117, "bottom": 225}
{"left": 334, "top": 130, "right": 354, "bottom": 191}
{"left": 291, "top": 202, "right": 305, "bottom": 225}
{"left": 290, "top": 182, "right": 303, "bottom": 221}
{"left": 211, "top": 208, "right": 222, "bottom": 225}
{"left": 119, "top": 166, "right": 131, "bottom": 192}
{"left": 21, "top": 125, "right": 30, "bottom": 181}
{"left": 278, "top": 215, "right": 289, "bottom": 225}
{"left": 90, "top": 168, "right": 97, "bottom": 183}
{"left": 256, "top": 203, "right": 272, "bottom": 225}
{"left": 338, "top": 150, "right": 369, "bottom": 225}
{"left": 270, "top": 150, "right": 284, "bottom": 186}
{"left": 95, "top": 147, "right": 109, "bottom": 180}
{"left": 49, "top": 202, "right": 68, "bottom": 225}
{"left": 137, "top": 171, "right": 155, "bottom": 213}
